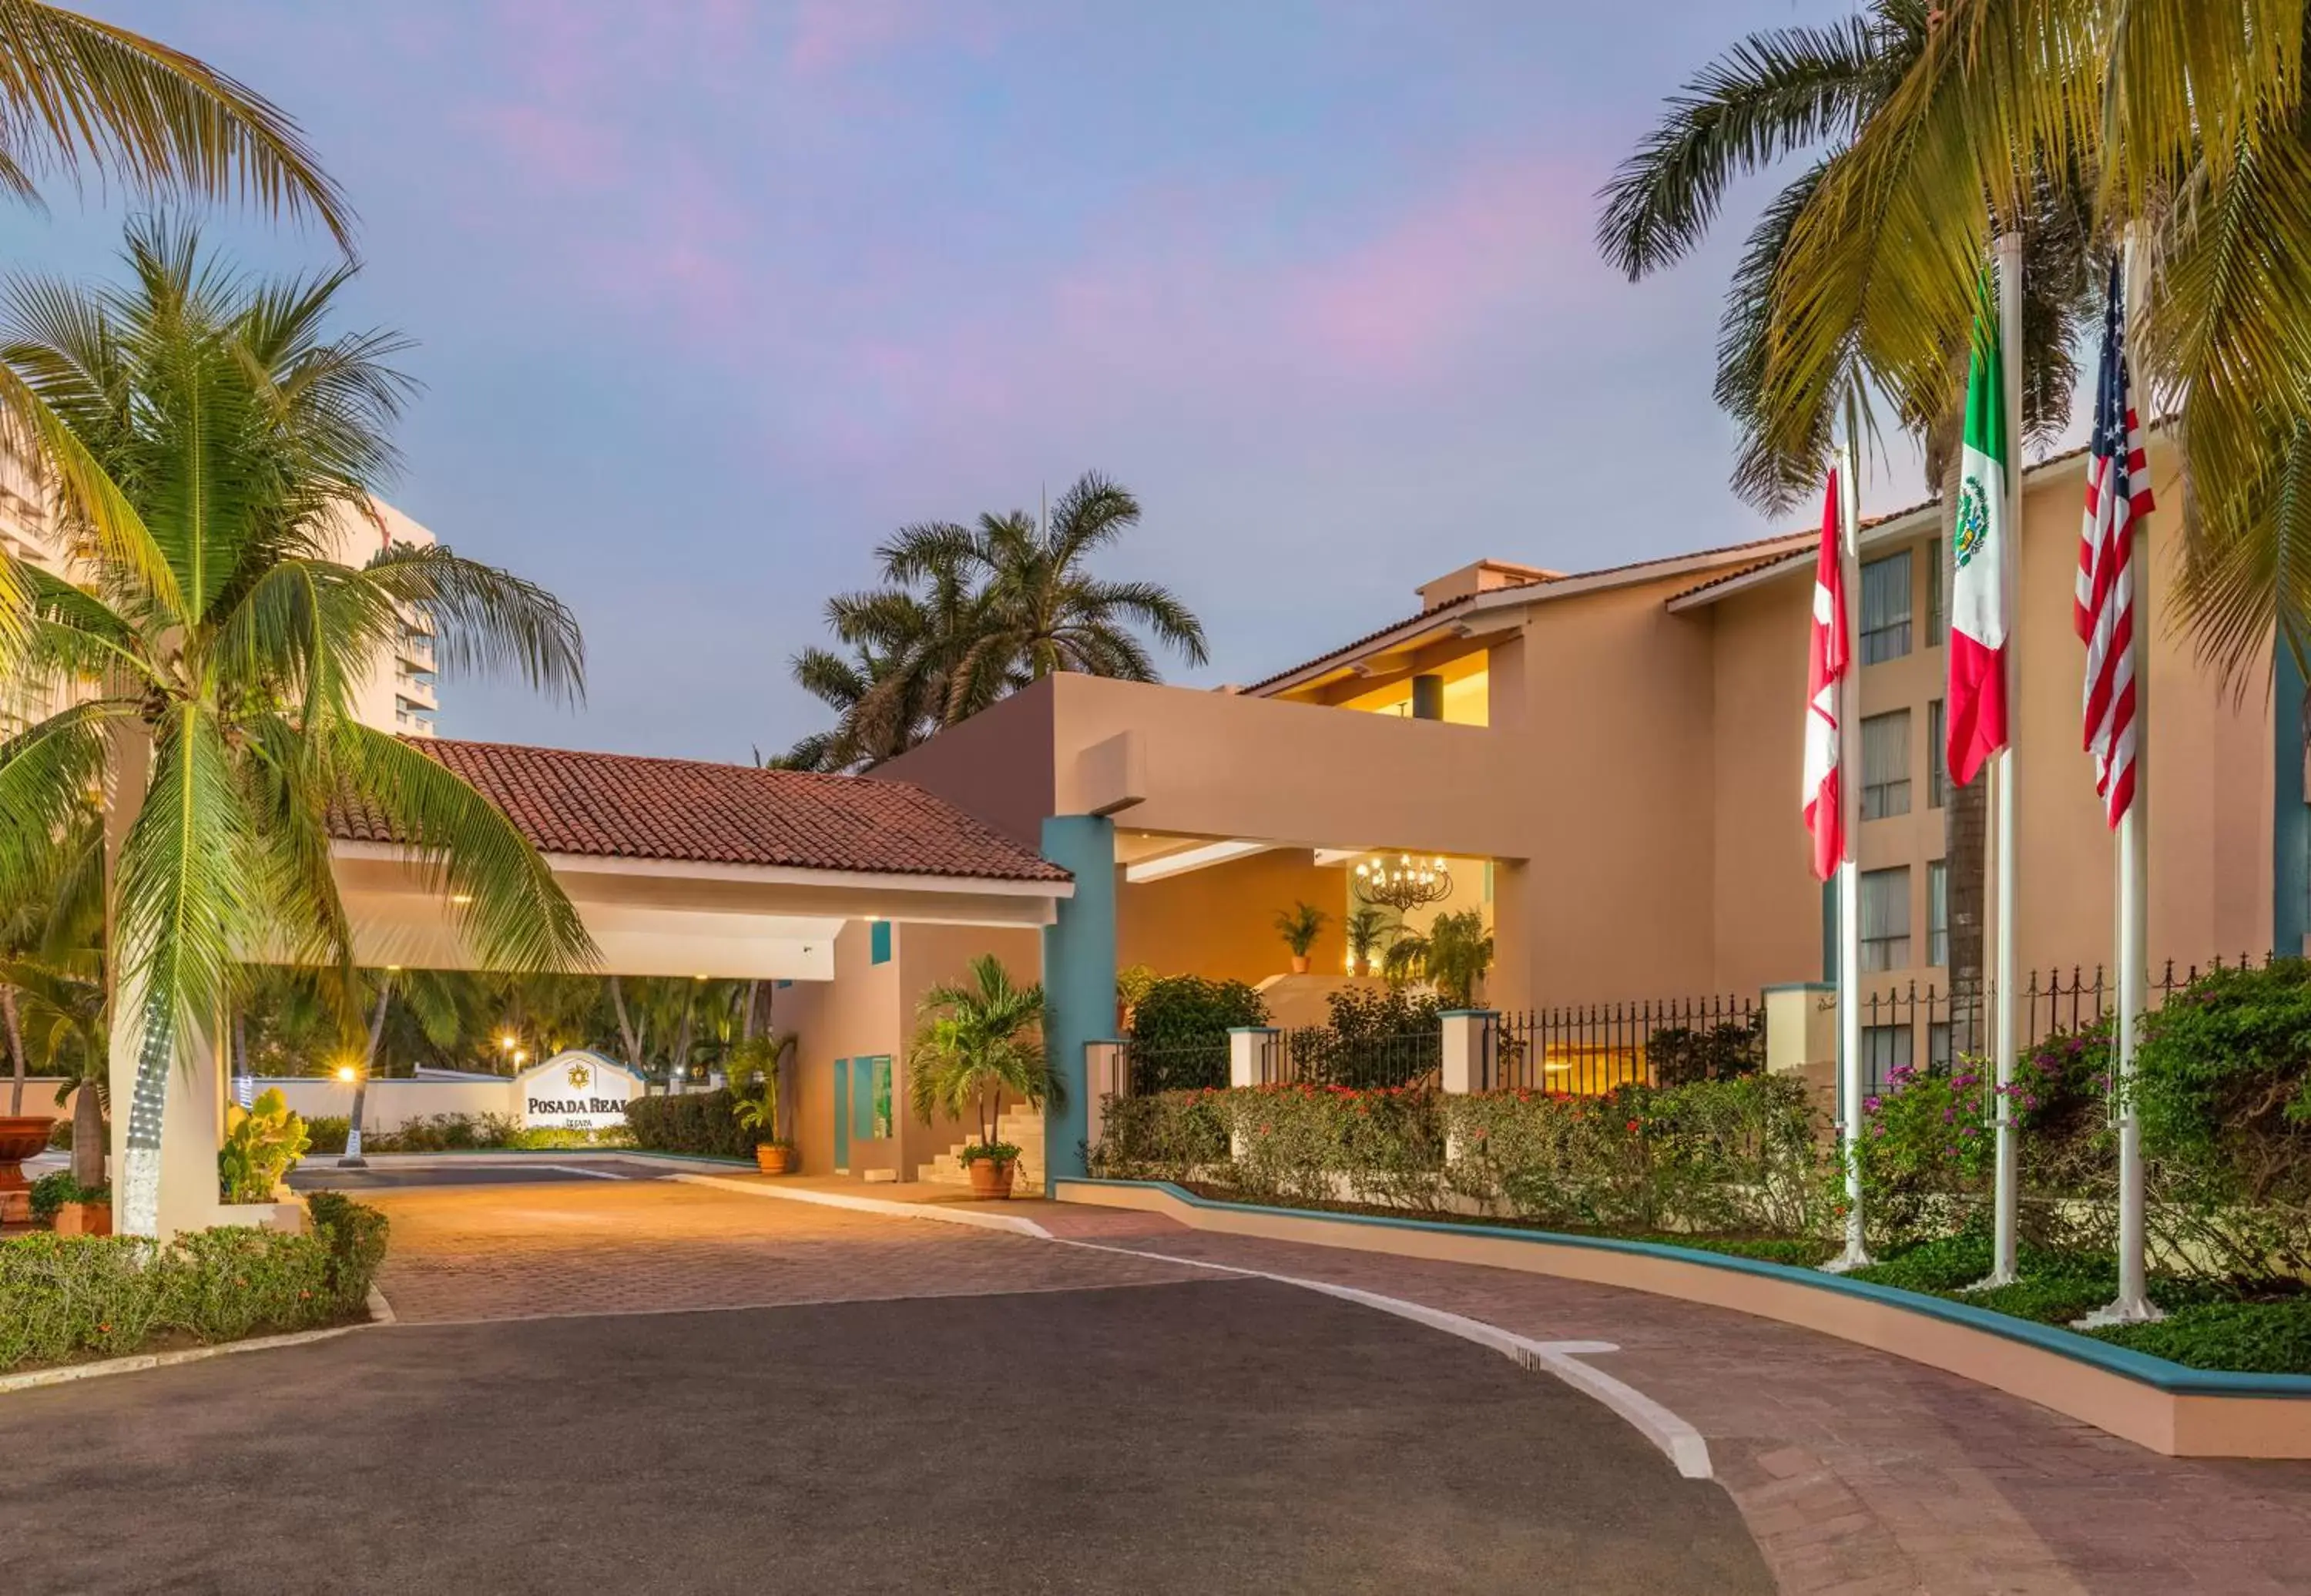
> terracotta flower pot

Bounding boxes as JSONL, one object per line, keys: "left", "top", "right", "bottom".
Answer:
{"left": 754, "top": 1144, "right": 797, "bottom": 1175}
{"left": 0, "top": 1115, "right": 52, "bottom": 1194}
{"left": 1353, "top": 957, "right": 1371, "bottom": 978}
{"left": 967, "top": 1158, "right": 1017, "bottom": 1200}
{"left": 56, "top": 1201, "right": 111, "bottom": 1238}
{"left": 1289, "top": 955, "right": 1310, "bottom": 975}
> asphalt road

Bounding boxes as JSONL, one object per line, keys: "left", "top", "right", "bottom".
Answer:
{"left": 1, "top": 1277, "right": 1771, "bottom": 1594}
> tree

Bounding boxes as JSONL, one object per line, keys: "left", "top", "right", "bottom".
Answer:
{"left": 1614, "top": 2, "right": 2311, "bottom": 686}
{"left": 0, "top": 220, "right": 595, "bottom": 1236}
{"left": 780, "top": 471, "right": 1206, "bottom": 771}
{"left": 1597, "top": 2, "right": 2100, "bottom": 1019}
{"left": 1384, "top": 910, "right": 1494, "bottom": 1010}
{"left": 0, "top": 2, "right": 354, "bottom": 658}
{"left": 907, "top": 954, "right": 1061, "bottom": 1158}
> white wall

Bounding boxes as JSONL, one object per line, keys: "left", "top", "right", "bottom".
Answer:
{"left": 255, "top": 1077, "right": 512, "bottom": 1131}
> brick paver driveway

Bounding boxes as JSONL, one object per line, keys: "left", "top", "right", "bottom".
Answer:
{"left": 364, "top": 1172, "right": 1212, "bottom": 1322}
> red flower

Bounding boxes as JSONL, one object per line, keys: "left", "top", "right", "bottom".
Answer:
{"left": 1625, "top": 1118, "right": 1642, "bottom": 1135}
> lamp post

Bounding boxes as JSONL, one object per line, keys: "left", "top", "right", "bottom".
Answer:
{"left": 335, "top": 1062, "right": 366, "bottom": 1168}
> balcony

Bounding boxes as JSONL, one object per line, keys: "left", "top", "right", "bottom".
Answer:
{"left": 394, "top": 696, "right": 437, "bottom": 736}
{"left": 397, "top": 628, "right": 435, "bottom": 666}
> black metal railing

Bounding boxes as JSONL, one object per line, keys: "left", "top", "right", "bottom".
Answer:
{"left": 1227, "top": 1026, "right": 1438, "bottom": 1091}
{"left": 1114, "top": 1038, "right": 1230, "bottom": 1097}
{"left": 1491, "top": 994, "right": 1763, "bottom": 1096}
{"left": 1850, "top": 951, "right": 2270, "bottom": 1091}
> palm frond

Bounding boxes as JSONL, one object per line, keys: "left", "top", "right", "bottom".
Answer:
{"left": 0, "top": 1, "right": 354, "bottom": 248}
{"left": 360, "top": 542, "right": 585, "bottom": 704}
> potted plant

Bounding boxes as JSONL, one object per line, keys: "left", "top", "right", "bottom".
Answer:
{"left": 909, "top": 954, "right": 1062, "bottom": 1200}
{"left": 1273, "top": 900, "right": 1330, "bottom": 976}
{"left": 726, "top": 1031, "right": 798, "bottom": 1174}
{"left": 1344, "top": 907, "right": 1396, "bottom": 978}
{"left": 1383, "top": 910, "right": 1494, "bottom": 1008}
{"left": 30, "top": 1169, "right": 112, "bottom": 1236}
{"left": 218, "top": 1087, "right": 312, "bottom": 1205}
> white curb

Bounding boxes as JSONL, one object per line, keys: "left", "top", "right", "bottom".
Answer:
{"left": 669, "top": 1174, "right": 1053, "bottom": 1238}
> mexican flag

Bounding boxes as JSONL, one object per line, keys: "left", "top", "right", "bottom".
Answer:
{"left": 1946, "top": 276, "right": 2011, "bottom": 787}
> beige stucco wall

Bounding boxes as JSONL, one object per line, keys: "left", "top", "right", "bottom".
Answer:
{"left": 259, "top": 1076, "right": 512, "bottom": 1129}
{"left": 773, "top": 918, "right": 1042, "bottom": 1180}
{"left": 1119, "top": 847, "right": 1347, "bottom": 986}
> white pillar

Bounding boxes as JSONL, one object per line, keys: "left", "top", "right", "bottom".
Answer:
{"left": 1439, "top": 1010, "right": 1497, "bottom": 1095}
{"left": 1226, "top": 1028, "right": 1275, "bottom": 1161}
{"left": 109, "top": 977, "right": 226, "bottom": 1240}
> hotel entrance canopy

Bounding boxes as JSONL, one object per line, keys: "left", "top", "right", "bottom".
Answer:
{"left": 327, "top": 739, "right": 1075, "bottom": 976}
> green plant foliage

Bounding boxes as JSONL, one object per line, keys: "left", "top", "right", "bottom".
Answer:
{"left": 1125, "top": 976, "right": 1268, "bottom": 1092}
{"left": 2091, "top": 1299, "right": 2311, "bottom": 1375}
{"left": 218, "top": 1088, "right": 311, "bottom": 1204}
{"left": 0, "top": 1198, "right": 389, "bottom": 1372}
{"left": 302, "top": 1115, "right": 351, "bottom": 1155}
{"left": 622, "top": 1090, "right": 753, "bottom": 1160}
{"left": 1092, "top": 1089, "right": 1232, "bottom": 1182}
{"left": 1273, "top": 900, "right": 1329, "bottom": 958}
{"left": 362, "top": 1112, "right": 520, "bottom": 1153}
{"left": 2135, "top": 958, "right": 2311, "bottom": 1277}
{"left": 1382, "top": 910, "right": 1493, "bottom": 1008}
{"left": 1647, "top": 1017, "right": 1766, "bottom": 1086}
{"left": 909, "top": 955, "right": 1057, "bottom": 1151}
{"left": 1286, "top": 987, "right": 1443, "bottom": 1088}
{"left": 956, "top": 1140, "right": 1021, "bottom": 1168}
{"left": 725, "top": 1032, "right": 797, "bottom": 1148}
{"left": 1343, "top": 907, "right": 1397, "bottom": 967}
{"left": 28, "top": 1169, "right": 104, "bottom": 1226}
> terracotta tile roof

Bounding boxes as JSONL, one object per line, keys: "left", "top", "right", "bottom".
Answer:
{"left": 330, "top": 738, "right": 1071, "bottom": 884}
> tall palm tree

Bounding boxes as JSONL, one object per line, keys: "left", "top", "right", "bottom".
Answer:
{"left": 1598, "top": 2, "right": 2099, "bottom": 1014}
{"left": 0, "top": 220, "right": 595, "bottom": 1236}
{"left": 782, "top": 471, "right": 1206, "bottom": 772}
{"left": 0, "top": 2, "right": 354, "bottom": 660}
{"left": 1633, "top": 0, "right": 2311, "bottom": 684}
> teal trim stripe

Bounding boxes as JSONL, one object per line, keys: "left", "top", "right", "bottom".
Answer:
{"left": 2277, "top": 646, "right": 2307, "bottom": 954}
{"left": 1055, "top": 1179, "right": 2311, "bottom": 1399}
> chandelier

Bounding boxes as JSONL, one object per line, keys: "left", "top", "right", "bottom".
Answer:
{"left": 1352, "top": 853, "right": 1453, "bottom": 912}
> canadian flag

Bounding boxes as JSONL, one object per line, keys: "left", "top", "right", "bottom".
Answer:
{"left": 1803, "top": 470, "right": 1846, "bottom": 882}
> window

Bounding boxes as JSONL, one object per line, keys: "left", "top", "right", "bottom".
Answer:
{"left": 1928, "top": 860, "right": 1949, "bottom": 968}
{"left": 1861, "top": 710, "right": 1912, "bottom": 820}
{"left": 1860, "top": 866, "right": 1911, "bottom": 972}
{"left": 1862, "top": 1024, "right": 1914, "bottom": 1090}
{"left": 1860, "top": 552, "right": 1913, "bottom": 663}
{"left": 869, "top": 919, "right": 892, "bottom": 964}
{"left": 1927, "top": 699, "right": 1950, "bottom": 808}
{"left": 1925, "top": 538, "right": 1947, "bottom": 645}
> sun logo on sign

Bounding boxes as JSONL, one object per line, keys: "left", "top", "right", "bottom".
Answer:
{"left": 566, "top": 1061, "right": 592, "bottom": 1091}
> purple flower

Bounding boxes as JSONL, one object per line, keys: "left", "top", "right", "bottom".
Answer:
{"left": 1943, "top": 1108, "right": 1955, "bottom": 1123}
{"left": 2023, "top": 1094, "right": 2039, "bottom": 1109}
{"left": 1863, "top": 1096, "right": 1883, "bottom": 1113}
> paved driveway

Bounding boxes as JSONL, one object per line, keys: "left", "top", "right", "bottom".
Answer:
{"left": 0, "top": 1178, "right": 1769, "bottom": 1594}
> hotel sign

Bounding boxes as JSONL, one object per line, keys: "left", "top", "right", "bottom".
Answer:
{"left": 515, "top": 1051, "right": 642, "bottom": 1130}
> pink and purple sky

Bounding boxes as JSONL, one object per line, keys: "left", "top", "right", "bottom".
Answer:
{"left": 12, "top": 0, "right": 1918, "bottom": 757}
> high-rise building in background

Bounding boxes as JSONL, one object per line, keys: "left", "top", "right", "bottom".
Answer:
{"left": 0, "top": 445, "right": 440, "bottom": 739}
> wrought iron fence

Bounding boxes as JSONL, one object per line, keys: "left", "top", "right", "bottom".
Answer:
{"left": 1268, "top": 1024, "right": 1442, "bottom": 1091}
{"left": 1851, "top": 951, "right": 2270, "bottom": 1091}
{"left": 1114, "top": 1038, "right": 1230, "bottom": 1097}
{"left": 1491, "top": 994, "right": 1763, "bottom": 1095}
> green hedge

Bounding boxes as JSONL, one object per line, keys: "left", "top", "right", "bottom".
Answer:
{"left": 0, "top": 1194, "right": 390, "bottom": 1372}
{"left": 1093, "top": 1076, "right": 1830, "bottom": 1237}
{"left": 623, "top": 1089, "right": 754, "bottom": 1158}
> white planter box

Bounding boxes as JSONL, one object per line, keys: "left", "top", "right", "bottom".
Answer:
{"left": 216, "top": 1199, "right": 305, "bottom": 1234}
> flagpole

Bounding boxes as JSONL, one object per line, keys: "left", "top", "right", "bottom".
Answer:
{"left": 1834, "top": 391, "right": 1869, "bottom": 1270}
{"left": 1987, "top": 229, "right": 2025, "bottom": 1287}
{"left": 2090, "top": 227, "right": 2159, "bottom": 1325}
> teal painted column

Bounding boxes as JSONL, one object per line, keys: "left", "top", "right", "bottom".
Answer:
{"left": 2277, "top": 647, "right": 2308, "bottom": 954}
{"left": 1040, "top": 814, "right": 1115, "bottom": 1183}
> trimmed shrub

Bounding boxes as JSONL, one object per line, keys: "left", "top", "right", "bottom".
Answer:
{"left": 1092, "top": 1089, "right": 1231, "bottom": 1182}
{"left": 2093, "top": 1298, "right": 2311, "bottom": 1374}
{"left": 365, "top": 1113, "right": 520, "bottom": 1153}
{"left": 0, "top": 1196, "right": 390, "bottom": 1372}
{"left": 1127, "top": 976, "right": 1269, "bottom": 1091}
{"left": 303, "top": 1115, "right": 351, "bottom": 1155}
{"left": 623, "top": 1089, "right": 753, "bottom": 1158}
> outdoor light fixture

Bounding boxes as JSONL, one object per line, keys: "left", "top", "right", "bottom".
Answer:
{"left": 1352, "top": 853, "right": 1454, "bottom": 913}
{"left": 335, "top": 1064, "right": 357, "bottom": 1083}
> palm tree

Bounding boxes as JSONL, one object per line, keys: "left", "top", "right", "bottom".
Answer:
{"left": 1597, "top": 2, "right": 2100, "bottom": 1014}
{"left": 783, "top": 471, "right": 1206, "bottom": 771}
{"left": 1618, "top": 2, "right": 2311, "bottom": 685}
{"left": 1384, "top": 910, "right": 1494, "bottom": 1010}
{"left": 0, "top": 220, "right": 595, "bottom": 1236}
{"left": 0, "top": 3, "right": 354, "bottom": 659}
{"left": 907, "top": 954, "right": 1062, "bottom": 1161}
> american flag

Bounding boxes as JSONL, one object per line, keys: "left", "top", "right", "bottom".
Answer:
{"left": 2075, "top": 260, "right": 2153, "bottom": 829}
